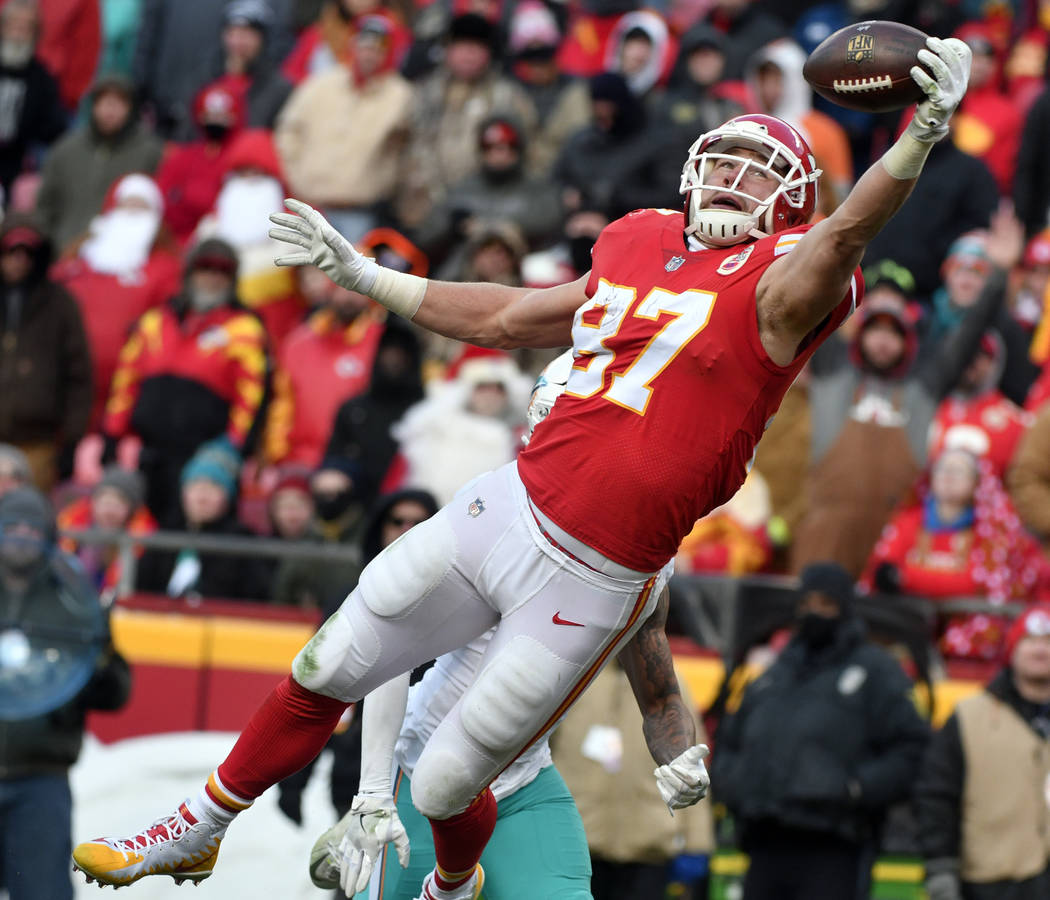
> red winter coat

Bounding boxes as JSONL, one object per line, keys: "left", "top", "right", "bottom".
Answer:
{"left": 264, "top": 307, "right": 386, "bottom": 466}
{"left": 155, "top": 142, "right": 232, "bottom": 244}
{"left": 51, "top": 250, "right": 182, "bottom": 430}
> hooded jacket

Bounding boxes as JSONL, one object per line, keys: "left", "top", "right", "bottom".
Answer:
{"left": 0, "top": 488, "right": 130, "bottom": 777}
{"left": 35, "top": 75, "right": 164, "bottom": 253}
{"left": 0, "top": 217, "right": 93, "bottom": 447}
{"left": 712, "top": 614, "right": 928, "bottom": 846}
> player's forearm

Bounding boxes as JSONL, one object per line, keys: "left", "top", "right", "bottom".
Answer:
{"left": 825, "top": 154, "right": 918, "bottom": 253}
{"left": 410, "top": 279, "right": 533, "bottom": 347}
{"left": 357, "top": 673, "right": 411, "bottom": 795}
{"left": 642, "top": 695, "right": 697, "bottom": 766}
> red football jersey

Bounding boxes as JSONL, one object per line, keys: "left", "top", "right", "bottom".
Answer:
{"left": 518, "top": 209, "right": 862, "bottom": 571}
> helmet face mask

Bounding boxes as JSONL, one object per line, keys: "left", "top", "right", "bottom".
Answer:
{"left": 680, "top": 115, "right": 821, "bottom": 247}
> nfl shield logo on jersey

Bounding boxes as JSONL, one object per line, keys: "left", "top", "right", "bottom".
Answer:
{"left": 467, "top": 497, "right": 486, "bottom": 518}
{"left": 664, "top": 255, "right": 685, "bottom": 272}
{"left": 716, "top": 245, "right": 755, "bottom": 275}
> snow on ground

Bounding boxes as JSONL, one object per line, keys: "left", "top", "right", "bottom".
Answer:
{"left": 70, "top": 732, "right": 341, "bottom": 900}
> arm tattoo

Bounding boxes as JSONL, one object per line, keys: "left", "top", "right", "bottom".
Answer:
{"left": 619, "top": 587, "right": 697, "bottom": 765}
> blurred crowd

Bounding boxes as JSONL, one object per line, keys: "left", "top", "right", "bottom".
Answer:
{"left": 1, "top": 0, "right": 1046, "bottom": 661}
{"left": 2, "top": 0, "right": 1050, "bottom": 895}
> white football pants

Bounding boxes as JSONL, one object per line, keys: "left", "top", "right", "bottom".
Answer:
{"left": 291, "top": 461, "right": 665, "bottom": 819}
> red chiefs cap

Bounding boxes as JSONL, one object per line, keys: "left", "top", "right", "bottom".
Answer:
{"left": 0, "top": 226, "right": 42, "bottom": 252}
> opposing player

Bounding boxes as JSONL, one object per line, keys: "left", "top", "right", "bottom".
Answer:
{"left": 72, "top": 36, "right": 970, "bottom": 900}
{"left": 309, "top": 354, "right": 706, "bottom": 900}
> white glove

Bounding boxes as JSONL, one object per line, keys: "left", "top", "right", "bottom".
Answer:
{"left": 654, "top": 743, "right": 710, "bottom": 811}
{"left": 268, "top": 198, "right": 379, "bottom": 293}
{"left": 908, "top": 36, "right": 971, "bottom": 142}
{"left": 309, "top": 793, "right": 410, "bottom": 898}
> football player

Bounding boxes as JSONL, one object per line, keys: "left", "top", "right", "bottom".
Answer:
{"left": 309, "top": 353, "right": 705, "bottom": 900}
{"left": 72, "top": 36, "right": 970, "bottom": 900}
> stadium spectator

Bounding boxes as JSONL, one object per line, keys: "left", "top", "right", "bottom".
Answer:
{"left": 136, "top": 440, "right": 270, "bottom": 601}
{"left": 0, "top": 0, "right": 65, "bottom": 203}
{"left": 96, "top": 0, "right": 139, "bottom": 77}
{"left": 927, "top": 332, "right": 1031, "bottom": 480}
{"left": 793, "top": 209, "right": 1022, "bottom": 577}
{"left": 1013, "top": 228, "right": 1050, "bottom": 338}
{"left": 132, "top": 0, "right": 228, "bottom": 137}
{"left": 555, "top": 72, "right": 676, "bottom": 221}
{"left": 453, "top": 221, "right": 529, "bottom": 287}
{"left": 415, "top": 115, "right": 561, "bottom": 278}
{"left": 35, "top": 74, "right": 163, "bottom": 255}
{"left": 263, "top": 266, "right": 387, "bottom": 468}
{"left": 392, "top": 349, "right": 530, "bottom": 505}
{"left": 711, "top": 562, "right": 929, "bottom": 900}
{"left": 555, "top": 0, "right": 640, "bottom": 79}
{"left": 275, "top": 13, "right": 413, "bottom": 242}
{"left": 914, "top": 605, "right": 1050, "bottom": 900}
{"left": 700, "top": 0, "right": 785, "bottom": 80}
{"left": 0, "top": 444, "right": 31, "bottom": 498}
{"left": 33, "top": 0, "right": 100, "bottom": 110}
{"left": 552, "top": 660, "right": 713, "bottom": 900}
{"left": 193, "top": 129, "right": 305, "bottom": 349}
{"left": 864, "top": 448, "right": 1043, "bottom": 660}
{"left": 863, "top": 133, "right": 998, "bottom": 303}
{"left": 521, "top": 203, "right": 610, "bottom": 288}
{"left": 155, "top": 85, "right": 245, "bottom": 244}
{"left": 101, "top": 238, "right": 268, "bottom": 525}
{"left": 0, "top": 485, "right": 130, "bottom": 900}
{"left": 56, "top": 466, "right": 157, "bottom": 596}
{"left": 268, "top": 455, "right": 369, "bottom": 609}
{"left": 950, "top": 22, "right": 1022, "bottom": 197}
{"left": 188, "top": 0, "right": 292, "bottom": 138}
{"left": 745, "top": 38, "right": 853, "bottom": 215}
{"left": 649, "top": 22, "right": 744, "bottom": 166}
{"left": 325, "top": 314, "right": 424, "bottom": 511}
{"left": 50, "top": 173, "right": 182, "bottom": 431}
{"left": 265, "top": 466, "right": 314, "bottom": 542}
{"left": 0, "top": 215, "right": 92, "bottom": 492}
{"left": 506, "top": 0, "right": 592, "bottom": 176}
{"left": 603, "top": 10, "right": 675, "bottom": 101}
{"left": 395, "top": 12, "right": 537, "bottom": 228}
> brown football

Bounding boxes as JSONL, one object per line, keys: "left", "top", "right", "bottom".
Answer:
{"left": 803, "top": 20, "right": 931, "bottom": 113}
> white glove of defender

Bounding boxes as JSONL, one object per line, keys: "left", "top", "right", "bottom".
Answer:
{"left": 268, "top": 199, "right": 379, "bottom": 293}
{"left": 908, "top": 36, "right": 971, "bottom": 142}
{"left": 309, "top": 792, "right": 410, "bottom": 898}
{"left": 654, "top": 743, "right": 710, "bottom": 811}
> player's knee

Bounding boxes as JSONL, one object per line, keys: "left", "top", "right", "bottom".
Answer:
{"left": 291, "top": 595, "right": 380, "bottom": 699}
{"left": 460, "top": 636, "right": 576, "bottom": 754}
{"left": 358, "top": 513, "right": 456, "bottom": 618}
{"left": 410, "top": 747, "right": 477, "bottom": 819}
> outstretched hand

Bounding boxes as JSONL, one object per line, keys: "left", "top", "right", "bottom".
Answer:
{"left": 268, "top": 199, "right": 379, "bottom": 294}
{"left": 909, "top": 36, "right": 972, "bottom": 141}
{"left": 985, "top": 199, "right": 1025, "bottom": 272}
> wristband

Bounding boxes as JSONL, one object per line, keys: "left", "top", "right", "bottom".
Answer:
{"left": 881, "top": 129, "right": 934, "bottom": 181}
{"left": 371, "top": 267, "right": 428, "bottom": 320}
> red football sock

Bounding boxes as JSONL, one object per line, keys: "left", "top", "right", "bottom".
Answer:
{"left": 429, "top": 789, "right": 497, "bottom": 891}
{"left": 214, "top": 675, "right": 348, "bottom": 800}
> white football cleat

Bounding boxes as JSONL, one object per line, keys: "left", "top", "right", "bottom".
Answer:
{"left": 72, "top": 801, "right": 225, "bottom": 888}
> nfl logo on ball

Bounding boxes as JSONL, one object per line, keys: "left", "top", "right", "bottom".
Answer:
{"left": 846, "top": 34, "right": 874, "bottom": 63}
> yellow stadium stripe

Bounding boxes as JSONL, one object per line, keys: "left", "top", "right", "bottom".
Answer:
{"left": 110, "top": 608, "right": 313, "bottom": 673}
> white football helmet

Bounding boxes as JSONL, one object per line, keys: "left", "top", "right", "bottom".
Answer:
{"left": 523, "top": 350, "right": 574, "bottom": 445}
{"left": 679, "top": 114, "right": 821, "bottom": 247}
